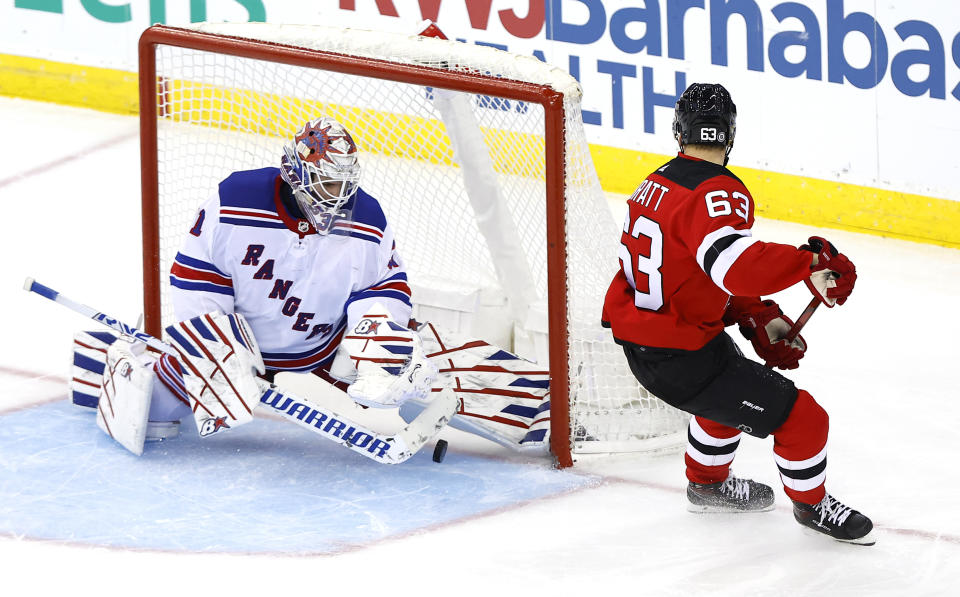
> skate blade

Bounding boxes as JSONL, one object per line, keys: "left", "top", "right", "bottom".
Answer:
{"left": 800, "top": 526, "right": 877, "bottom": 546}
{"left": 686, "top": 502, "right": 776, "bottom": 514}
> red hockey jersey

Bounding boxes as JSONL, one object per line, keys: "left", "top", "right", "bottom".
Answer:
{"left": 602, "top": 153, "right": 812, "bottom": 350}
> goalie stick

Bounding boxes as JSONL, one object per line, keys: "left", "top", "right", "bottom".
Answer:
{"left": 259, "top": 383, "right": 457, "bottom": 464}
{"left": 24, "top": 278, "right": 177, "bottom": 357}
{"left": 24, "top": 277, "right": 458, "bottom": 464}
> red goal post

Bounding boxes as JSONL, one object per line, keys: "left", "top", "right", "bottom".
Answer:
{"left": 138, "top": 23, "right": 687, "bottom": 466}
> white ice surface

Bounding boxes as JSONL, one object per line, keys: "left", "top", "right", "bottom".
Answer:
{"left": 1, "top": 96, "right": 958, "bottom": 595}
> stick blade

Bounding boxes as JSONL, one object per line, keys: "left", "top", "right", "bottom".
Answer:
{"left": 388, "top": 388, "right": 459, "bottom": 464}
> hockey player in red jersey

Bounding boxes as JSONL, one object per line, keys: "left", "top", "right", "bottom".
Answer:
{"left": 602, "top": 83, "right": 873, "bottom": 545}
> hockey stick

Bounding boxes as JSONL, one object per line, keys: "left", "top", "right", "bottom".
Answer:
{"left": 260, "top": 383, "right": 458, "bottom": 464}
{"left": 761, "top": 297, "right": 820, "bottom": 369}
{"left": 24, "top": 277, "right": 458, "bottom": 464}
{"left": 786, "top": 267, "right": 847, "bottom": 342}
{"left": 24, "top": 278, "right": 176, "bottom": 356}
{"left": 785, "top": 296, "right": 821, "bottom": 343}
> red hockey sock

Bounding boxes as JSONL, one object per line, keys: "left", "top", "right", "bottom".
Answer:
{"left": 773, "top": 390, "right": 828, "bottom": 504}
{"left": 685, "top": 416, "right": 742, "bottom": 484}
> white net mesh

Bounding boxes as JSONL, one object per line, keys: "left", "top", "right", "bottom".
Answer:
{"left": 147, "top": 23, "right": 688, "bottom": 457}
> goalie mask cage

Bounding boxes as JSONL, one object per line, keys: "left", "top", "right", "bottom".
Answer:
{"left": 138, "top": 23, "right": 688, "bottom": 466}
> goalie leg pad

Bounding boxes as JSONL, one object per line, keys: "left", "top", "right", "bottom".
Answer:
{"left": 71, "top": 330, "right": 120, "bottom": 408}
{"left": 400, "top": 393, "right": 550, "bottom": 454}
{"left": 74, "top": 330, "right": 190, "bottom": 446}
{"left": 97, "top": 340, "right": 155, "bottom": 456}
{"left": 411, "top": 323, "right": 551, "bottom": 453}
{"left": 164, "top": 312, "right": 264, "bottom": 436}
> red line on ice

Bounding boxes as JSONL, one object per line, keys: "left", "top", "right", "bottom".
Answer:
{"left": 0, "top": 131, "right": 137, "bottom": 190}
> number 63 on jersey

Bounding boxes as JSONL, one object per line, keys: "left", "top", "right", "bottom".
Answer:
{"left": 618, "top": 188, "right": 750, "bottom": 312}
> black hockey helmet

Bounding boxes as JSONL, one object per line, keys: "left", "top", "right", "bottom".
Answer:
{"left": 673, "top": 83, "right": 737, "bottom": 160}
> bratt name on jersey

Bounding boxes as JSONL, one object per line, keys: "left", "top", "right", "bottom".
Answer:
{"left": 628, "top": 179, "right": 670, "bottom": 211}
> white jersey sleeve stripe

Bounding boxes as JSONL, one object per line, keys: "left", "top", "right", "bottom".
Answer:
{"left": 695, "top": 226, "right": 749, "bottom": 269}
{"left": 695, "top": 226, "right": 758, "bottom": 294}
{"left": 708, "top": 236, "right": 759, "bottom": 294}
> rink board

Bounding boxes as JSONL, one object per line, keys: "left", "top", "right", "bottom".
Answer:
{"left": 0, "top": 400, "right": 594, "bottom": 554}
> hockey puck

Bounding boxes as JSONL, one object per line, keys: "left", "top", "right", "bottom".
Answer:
{"left": 432, "top": 439, "right": 448, "bottom": 463}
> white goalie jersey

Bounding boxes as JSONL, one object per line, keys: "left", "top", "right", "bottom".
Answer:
{"left": 169, "top": 167, "right": 413, "bottom": 373}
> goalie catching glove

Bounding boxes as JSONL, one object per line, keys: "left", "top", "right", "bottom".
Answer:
{"left": 340, "top": 304, "right": 438, "bottom": 409}
{"left": 801, "top": 236, "right": 857, "bottom": 307}
{"left": 726, "top": 297, "right": 807, "bottom": 370}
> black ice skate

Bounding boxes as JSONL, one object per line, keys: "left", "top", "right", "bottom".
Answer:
{"left": 793, "top": 493, "right": 875, "bottom": 545}
{"left": 687, "top": 474, "right": 775, "bottom": 513}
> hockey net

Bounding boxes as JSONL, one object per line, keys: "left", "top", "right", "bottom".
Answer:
{"left": 139, "top": 23, "right": 688, "bottom": 466}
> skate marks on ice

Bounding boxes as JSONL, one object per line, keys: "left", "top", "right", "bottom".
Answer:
{"left": 0, "top": 401, "right": 595, "bottom": 554}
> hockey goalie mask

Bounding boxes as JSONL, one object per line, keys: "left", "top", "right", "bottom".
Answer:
{"left": 280, "top": 117, "right": 361, "bottom": 233}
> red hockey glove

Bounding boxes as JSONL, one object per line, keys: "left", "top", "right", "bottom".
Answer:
{"left": 736, "top": 300, "right": 807, "bottom": 370}
{"left": 800, "top": 236, "right": 857, "bottom": 307}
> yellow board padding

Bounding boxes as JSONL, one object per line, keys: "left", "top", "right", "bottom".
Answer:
{"left": 2, "top": 53, "right": 957, "bottom": 249}
{"left": 0, "top": 54, "right": 138, "bottom": 115}
{"left": 160, "top": 79, "right": 457, "bottom": 166}
{"left": 739, "top": 166, "right": 960, "bottom": 250}
{"left": 157, "top": 77, "right": 546, "bottom": 178}
{"left": 592, "top": 145, "right": 960, "bottom": 250}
